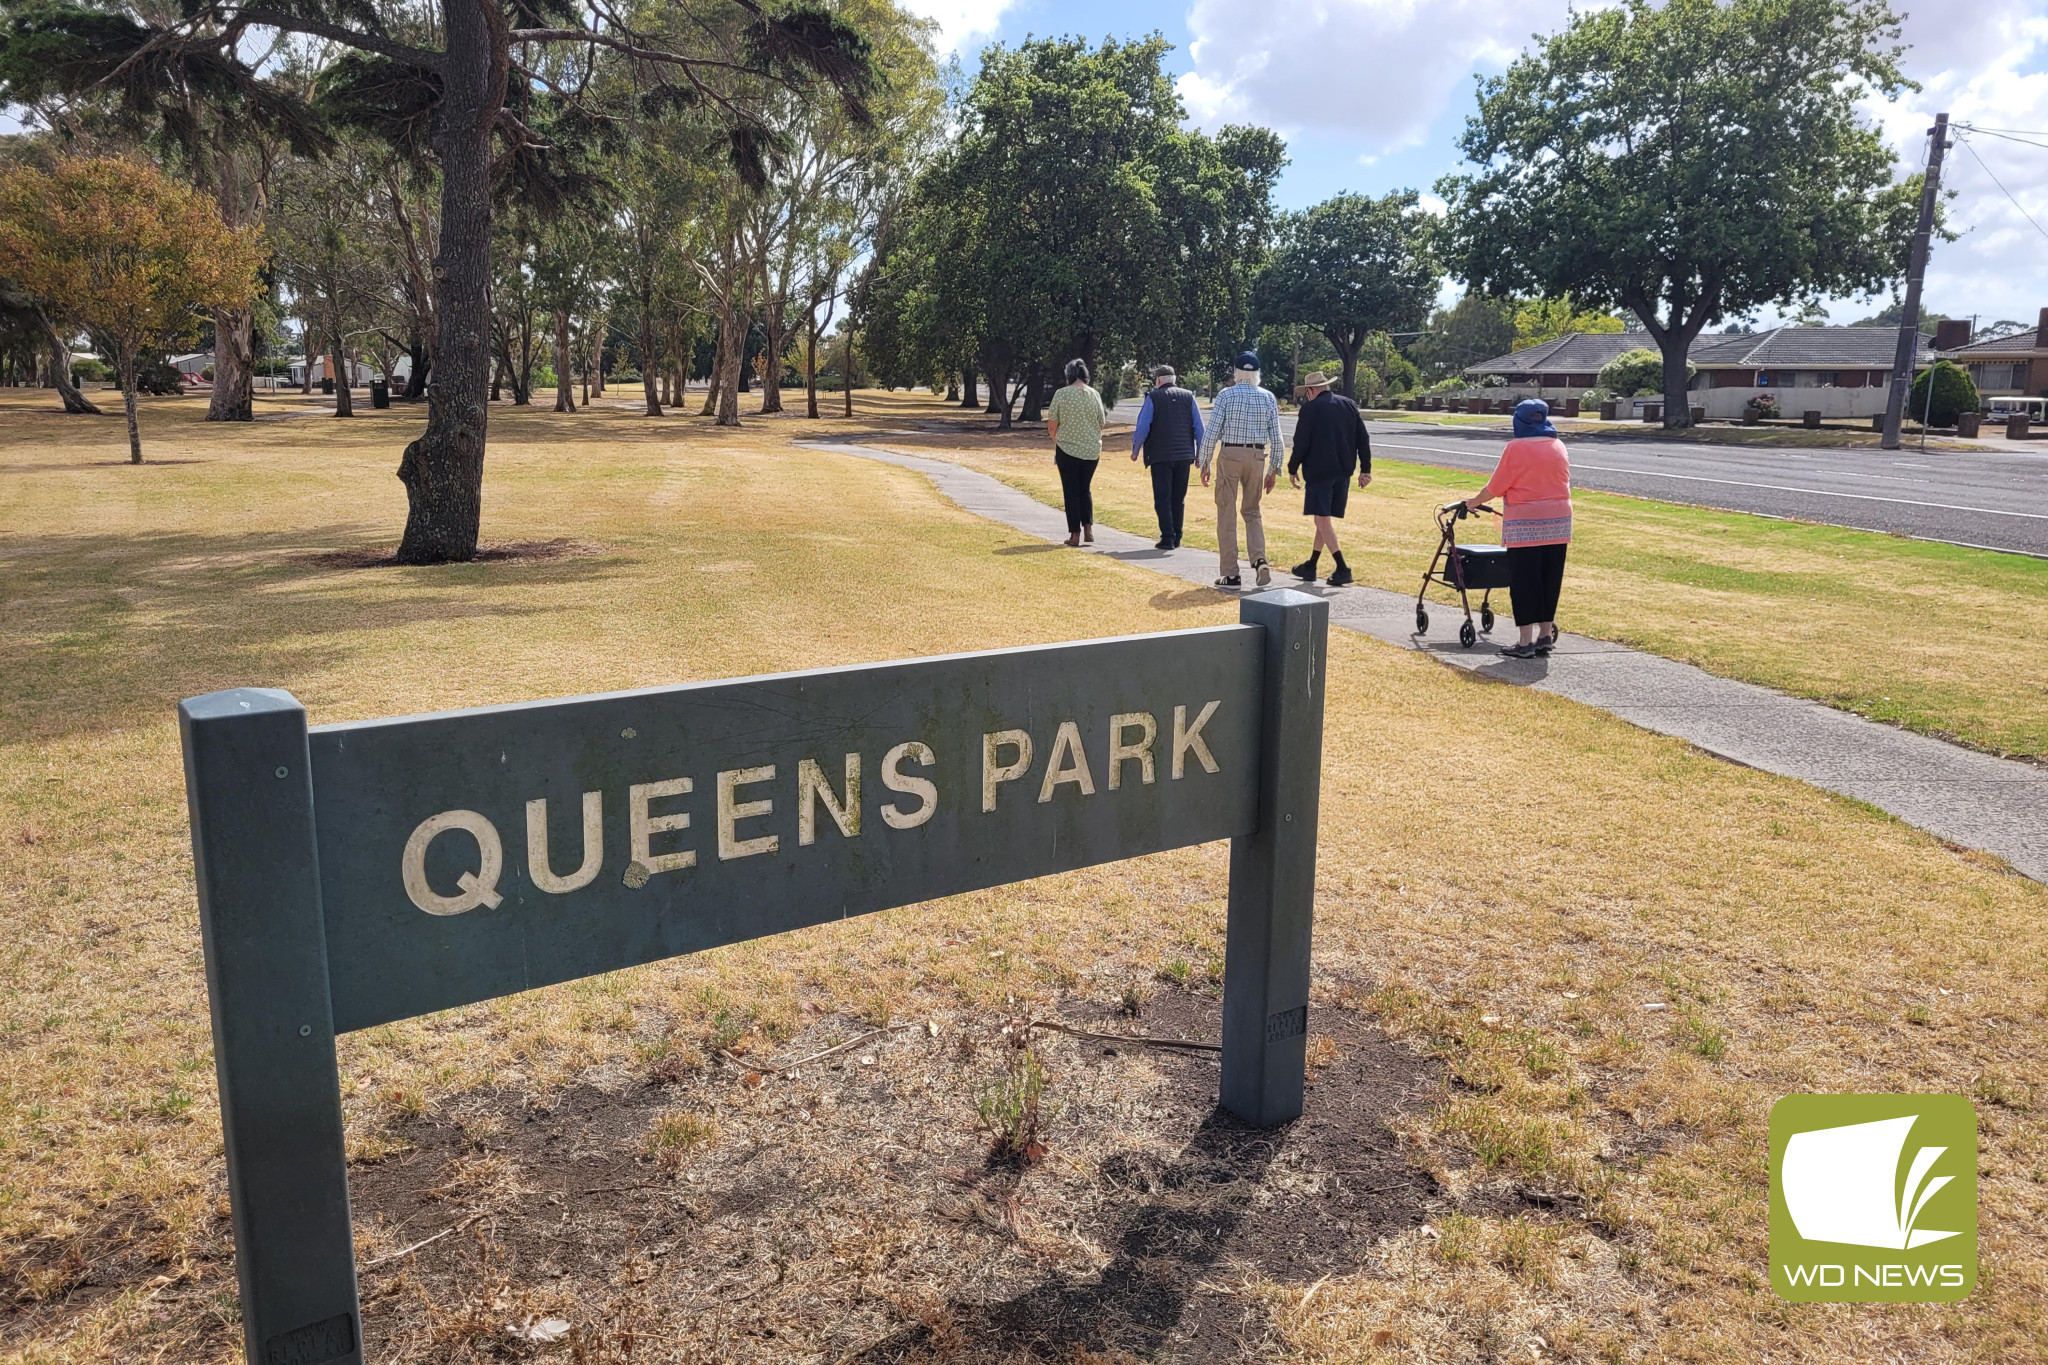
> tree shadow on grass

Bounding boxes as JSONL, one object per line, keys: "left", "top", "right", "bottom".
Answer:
{"left": 0, "top": 526, "right": 621, "bottom": 745}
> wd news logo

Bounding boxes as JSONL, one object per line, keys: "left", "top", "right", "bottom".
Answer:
{"left": 1768, "top": 1095, "right": 1976, "bottom": 1302}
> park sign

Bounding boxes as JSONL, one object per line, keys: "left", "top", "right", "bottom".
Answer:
{"left": 180, "top": 590, "right": 1326, "bottom": 1365}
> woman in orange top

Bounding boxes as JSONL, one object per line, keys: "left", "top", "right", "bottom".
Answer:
{"left": 1464, "top": 399, "right": 1572, "bottom": 659}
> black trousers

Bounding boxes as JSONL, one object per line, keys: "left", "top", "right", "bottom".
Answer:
{"left": 1150, "top": 460, "right": 1191, "bottom": 543}
{"left": 1055, "top": 451, "right": 1098, "bottom": 534}
{"left": 1506, "top": 543, "right": 1568, "bottom": 626}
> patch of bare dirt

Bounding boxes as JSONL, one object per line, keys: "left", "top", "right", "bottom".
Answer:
{"left": 343, "top": 994, "right": 1440, "bottom": 1363}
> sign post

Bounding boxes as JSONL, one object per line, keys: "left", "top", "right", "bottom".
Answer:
{"left": 181, "top": 590, "right": 1326, "bottom": 1365}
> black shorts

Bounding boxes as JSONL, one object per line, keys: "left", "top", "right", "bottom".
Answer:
{"left": 1303, "top": 476, "right": 1349, "bottom": 518}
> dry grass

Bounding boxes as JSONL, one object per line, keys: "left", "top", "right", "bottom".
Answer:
{"left": 1, "top": 387, "right": 2046, "bottom": 1362}
{"left": 886, "top": 423, "right": 2048, "bottom": 757}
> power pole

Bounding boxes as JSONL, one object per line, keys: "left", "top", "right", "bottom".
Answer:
{"left": 1882, "top": 112, "right": 1949, "bottom": 450}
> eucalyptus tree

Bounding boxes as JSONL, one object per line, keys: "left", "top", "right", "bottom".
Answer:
{"left": 1437, "top": 0, "right": 1918, "bottom": 428}
{"left": 270, "top": 143, "right": 387, "bottom": 415}
{"left": 0, "top": 0, "right": 874, "bottom": 558}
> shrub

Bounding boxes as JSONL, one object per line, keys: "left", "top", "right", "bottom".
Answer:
{"left": 1907, "top": 360, "right": 1979, "bottom": 428}
{"left": 135, "top": 355, "right": 185, "bottom": 395}
{"left": 70, "top": 358, "right": 110, "bottom": 383}
{"left": 1598, "top": 347, "right": 1690, "bottom": 398}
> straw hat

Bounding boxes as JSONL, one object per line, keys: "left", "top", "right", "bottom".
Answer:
{"left": 1300, "top": 371, "right": 1332, "bottom": 389}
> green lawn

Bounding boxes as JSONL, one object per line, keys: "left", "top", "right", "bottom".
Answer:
{"left": 903, "top": 433, "right": 2048, "bottom": 759}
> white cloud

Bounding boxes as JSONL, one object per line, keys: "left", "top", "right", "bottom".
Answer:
{"left": 897, "top": 0, "right": 1016, "bottom": 52}
{"left": 1178, "top": 0, "right": 1577, "bottom": 149}
{"left": 1865, "top": 10, "right": 2048, "bottom": 327}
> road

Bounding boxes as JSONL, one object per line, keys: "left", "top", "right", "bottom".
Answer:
{"left": 1107, "top": 398, "right": 2048, "bottom": 556}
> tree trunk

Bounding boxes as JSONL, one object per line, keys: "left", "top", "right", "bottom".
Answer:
{"left": 805, "top": 324, "right": 819, "bottom": 419}
{"left": 405, "top": 334, "right": 430, "bottom": 401}
{"left": 118, "top": 346, "right": 142, "bottom": 463}
{"left": 1661, "top": 339, "right": 1693, "bottom": 430}
{"left": 638, "top": 297, "right": 662, "bottom": 417}
{"left": 1019, "top": 361, "right": 1046, "bottom": 423}
{"left": 960, "top": 367, "right": 978, "bottom": 408}
{"left": 553, "top": 310, "right": 576, "bottom": 412}
{"left": 1333, "top": 335, "right": 1361, "bottom": 402}
{"left": 302, "top": 331, "right": 316, "bottom": 394}
{"left": 842, "top": 326, "right": 854, "bottom": 418}
{"left": 394, "top": 0, "right": 500, "bottom": 563}
{"left": 331, "top": 338, "right": 354, "bottom": 417}
{"left": 206, "top": 305, "right": 255, "bottom": 421}
{"left": 760, "top": 310, "right": 784, "bottom": 414}
{"left": 716, "top": 308, "right": 744, "bottom": 426}
{"left": 592, "top": 322, "right": 605, "bottom": 394}
{"left": 35, "top": 306, "right": 100, "bottom": 414}
{"left": 700, "top": 316, "right": 725, "bottom": 416}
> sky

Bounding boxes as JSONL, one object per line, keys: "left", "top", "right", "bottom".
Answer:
{"left": 5, "top": 2, "right": 2042, "bottom": 331}
{"left": 903, "top": 0, "right": 2048, "bottom": 332}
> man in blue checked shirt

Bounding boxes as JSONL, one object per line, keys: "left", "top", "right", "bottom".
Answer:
{"left": 1196, "top": 350, "right": 1283, "bottom": 588}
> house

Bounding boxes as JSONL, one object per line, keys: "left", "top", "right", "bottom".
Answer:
{"left": 286, "top": 354, "right": 386, "bottom": 388}
{"left": 1463, "top": 326, "right": 1934, "bottom": 419}
{"left": 1943, "top": 308, "right": 2048, "bottom": 399}
{"left": 169, "top": 352, "right": 214, "bottom": 383}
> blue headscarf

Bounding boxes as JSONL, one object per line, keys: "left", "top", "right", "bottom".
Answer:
{"left": 1513, "top": 399, "right": 1557, "bottom": 439}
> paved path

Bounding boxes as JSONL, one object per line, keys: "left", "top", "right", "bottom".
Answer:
{"left": 811, "top": 440, "right": 2048, "bottom": 883}
{"left": 1105, "top": 399, "right": 2048, "bottom": 557}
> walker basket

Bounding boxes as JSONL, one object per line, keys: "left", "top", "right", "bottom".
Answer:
{"left": 1450, "top": 544, "right": 1512, "bottom": 591}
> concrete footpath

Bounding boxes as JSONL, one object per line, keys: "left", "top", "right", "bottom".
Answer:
{"left": 810, "top": 440, "right": 2048, "bottom": 884}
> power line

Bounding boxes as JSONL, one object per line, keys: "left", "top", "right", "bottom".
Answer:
{"left": 1958, "top": 125, "right": 2048, "bottom": 153}
{"left": 1954, "top": 134, "right": 2048, "bottom": 247}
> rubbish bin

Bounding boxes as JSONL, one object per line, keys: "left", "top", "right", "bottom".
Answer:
{"left": 2010, "top": 415, "right": 2032, "bottom": 440}
{"left": 1957, "top": 412, "right": 1981, "bottom": 438}
{"left": 1599, "top": 401, "right": 1617, "bottom": 421}
{"left": 1802, "top": 410, "right": 1821, "bottom": 429}
{"left": 370, "top": 380, "right": 390, "bottom": 410}
{"left": 1642, "top": 403, "right": 1662, "bottom": 423}
{"left": 1562, "top": 398, "right": 1580, "bottom": 418}
{"left": 1690, "top": 406, "right": 1706, "bottom": 425}
{"left": 320, "top": 377, "right": 333, "bottom": 394}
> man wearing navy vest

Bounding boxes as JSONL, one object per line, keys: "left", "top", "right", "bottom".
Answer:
{"left": 1129, "top": 364, "right": 1205, "bottom": 550}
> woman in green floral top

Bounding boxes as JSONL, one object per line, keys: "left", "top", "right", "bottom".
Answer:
{"left": 1045, "top": 358, "right": 1107, "bottom": 546}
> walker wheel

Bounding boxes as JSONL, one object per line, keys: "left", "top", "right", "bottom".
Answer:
{"left": 1415, "top": 608, "right": 1429, "bottom": 634}
{"left": 1480, "top": 606, "right": 1495, "bottom": 633}
{"left": 1459, "top": 621, "right": 1477, "bottom": 648}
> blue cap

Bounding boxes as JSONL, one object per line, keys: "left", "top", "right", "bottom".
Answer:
{"left": 1234, "top": 350, "right": 1260, "bottom": 371}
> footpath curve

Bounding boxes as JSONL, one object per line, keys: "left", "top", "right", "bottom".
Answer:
{"left": 809, "top": 440, "right": 2048, "bottom": 884}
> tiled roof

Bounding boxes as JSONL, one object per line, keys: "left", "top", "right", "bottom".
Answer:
{"left": 1949, "top": 328, "right": 2041, "bottom": 356}
{"left": 1462, "top": 333, "right": 1644, "bottom": 375}
{"left": 1465, "top": 327, "right": 1930, "bottom": 375}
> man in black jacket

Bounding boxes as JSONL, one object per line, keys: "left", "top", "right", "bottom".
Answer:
{"left": 1285, "top": 371, "right": 1372, "bottom": 586}
{"left": 1129, "top": 365, "right": 1204, "bottom": 549}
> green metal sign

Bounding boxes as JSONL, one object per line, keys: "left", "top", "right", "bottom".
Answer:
{"left": 180, "top": 589, "right": 1327, "bottom": 1364}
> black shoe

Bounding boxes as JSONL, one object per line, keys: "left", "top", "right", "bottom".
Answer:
{"left": 1215, "top": 575, "right": 1241, "bottom": 587}
{"left": 1534, "top": 631, "right": 1557, "bottom": 655}
{"left": 1155, "top": 537, "right": 1173, "bottom": 551}
{"left": 1172, "top": 536, "right": 1184, "bottom": 549}
{"left": 1499, "top": 642, "right": 1538, "bottom": 659}
{"left": 1253, "top": 558, "right": 1272, "bottom": 587}
{"left": 1292, "top": 557, "right": 1319, "bottom": 582}
{"left": 1326, "top": 565, "right": 1354, "bottom": 587}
